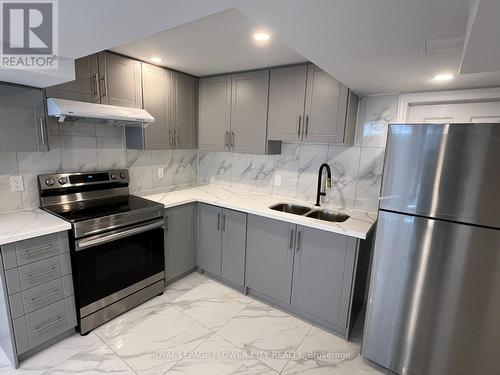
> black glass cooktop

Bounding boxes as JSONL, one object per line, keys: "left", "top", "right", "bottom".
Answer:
{"left": 44, "top": 195, "right": 162, "bottom": 223}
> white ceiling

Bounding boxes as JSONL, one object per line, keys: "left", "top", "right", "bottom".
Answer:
{"left": 1, "top": 0, "right": 499, "bottom": 94}
{"left": 111, "top": 9, "right": 307, "bottom": 76}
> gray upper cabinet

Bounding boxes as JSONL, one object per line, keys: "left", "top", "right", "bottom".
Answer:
{"left": 198, "top": 203, "right": 222, "bottom": 276}
{"left": 303, "top": 64, "right": 348, "bottom": 143}
{"left": 230, "top": 70, "right": 269, "bottom": 154}
{"left": 267, "top": 65, "right": 307, "bottom": 142}
{"left": 0, "top": 83, "right": 48, "bottom": 152}
{"left": 198, "top": 75, "right": 231, "bottom": 151}
{"left": 165, "top": 204, "right": 196, "bottom": 282}
{"left": 267, "top": 64, "right": 357, "bottom": 145}
{"left": 246, "top": 214, "right": 296, "bottom": 304}
{"left": 221, "top": 209, "right": 247, "bottom": 287}
{"left": 45, "top": 55, "right": 99, "bottom": 103}
{"left": 97, "top": 52, "right": 142, "bottom": 108}
{"left": 172, "top": 71, "right": 198, "bottom": 149}
{"left": 141, "top": 63, "right": 170, "bottom": 150}
{"left": 291, "top": 225, "right": 356, "bottom": 327}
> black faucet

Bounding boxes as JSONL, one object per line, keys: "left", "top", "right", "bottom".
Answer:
{"left": 315, "top": 163, "right": 332, "bottom": 206}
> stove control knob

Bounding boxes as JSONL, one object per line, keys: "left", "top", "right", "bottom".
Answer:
{"left": 45, "top": 177, "right": 55, "bottom": 186}
{"left": 58, "top": 177, "right": 68, "bottom": 185}
{"left": 120, "top": 172, "right": 127, "bottom": 179}
{"left": 110, "top": 173, "right": 118, "bottom": 180}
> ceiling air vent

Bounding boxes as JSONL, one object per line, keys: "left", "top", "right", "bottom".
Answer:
{"left": 423, "top": 36, "right": 464, "bottom": 56}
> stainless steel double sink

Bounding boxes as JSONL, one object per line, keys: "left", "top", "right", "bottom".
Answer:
{"left": 269, "top": 203, "right": 349, "bottom": 223}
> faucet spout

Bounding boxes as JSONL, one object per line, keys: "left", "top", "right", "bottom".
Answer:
{"left": 315, "top": 163, "right": 332, "bottom": 207}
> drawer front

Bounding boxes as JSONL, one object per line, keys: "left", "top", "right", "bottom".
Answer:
{"left": 19, "top": 256, "right": 62, "bottom": 291}
{"left": 23, "top": 278, "right": 65, "bottom": 314}
{"left": 25, "top": 299, "right": 68, "bottom": 349}
{"left": 2, "top": 232, "right": 69, "bottom": 269}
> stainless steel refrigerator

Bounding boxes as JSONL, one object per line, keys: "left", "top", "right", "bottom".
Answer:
{"left": 362, "top": 123, "right": 500, "bottom": 375}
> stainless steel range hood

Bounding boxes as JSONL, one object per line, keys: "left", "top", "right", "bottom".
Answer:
{"left": 46, "top": 98, "right": 154, "bottom": 126}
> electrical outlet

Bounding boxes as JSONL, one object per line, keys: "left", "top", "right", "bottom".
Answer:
{"left": 275, "top": 174, "right": 282, "bottom": 186}
{"left": 10, "top": 176, "right": 24, "bottom": 192}
{"left": 158, "top": 167, "right": 164, "bottom": 179}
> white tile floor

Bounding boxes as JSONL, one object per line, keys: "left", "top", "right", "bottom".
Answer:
{"left": 0, "top": 272, "right": 387, "bottom": 374}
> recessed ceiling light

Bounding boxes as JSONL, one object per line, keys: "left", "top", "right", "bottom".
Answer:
{"left": 150, "top": 57, "right": 162, "bottom": 64}
{"left": 432, "top": 73, "right": 454, "bottom": 82}
{"left": 253, "top": 32, "right": 270, "bottom": 42}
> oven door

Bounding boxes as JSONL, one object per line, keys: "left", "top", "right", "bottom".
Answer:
{"left": 74, "top": 219, "right": 165, "bottom": 317}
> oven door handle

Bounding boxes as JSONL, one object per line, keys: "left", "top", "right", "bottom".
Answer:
{"left": 75, "top": 220, "right": 164, "bottom": 251}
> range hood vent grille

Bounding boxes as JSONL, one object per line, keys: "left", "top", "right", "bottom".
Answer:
{"left": 46, "top": 98, "right": 154, "bottom": 127}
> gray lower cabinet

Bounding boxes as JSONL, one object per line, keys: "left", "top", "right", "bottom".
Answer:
{"left": 198, "top": 204, "right": 247, "bottom": 287}
{"left": 165, "top": 204, "right": 196, "bottom": 282}
{"left": 0, "top": 83, "right": 48, "bottom": 152}
{"left": 291, "top": 225, "right": 358, "bottom": 328}
{"left": 245, "top": 215, "right": 296, "bottom": 304}
{"left": 45, "top": 55, "right": 100, "bottom": 103}
{"left": 0, "top": 232, "right": 76, "bottom": 366}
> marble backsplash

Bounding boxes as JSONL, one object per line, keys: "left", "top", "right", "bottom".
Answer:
{"left": 0, "top": 118, "right": 197, "bottom": 213}
{"left": 0, "top": 93, "right": 397, "bottom": 214}
{"left": 198, "top": 94, "right": 398, "bottom": 212}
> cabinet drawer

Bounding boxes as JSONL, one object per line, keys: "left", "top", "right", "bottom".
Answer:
{"left": 10, "top": 279, "right": 65, "bottom": 318}
{"left": 2, "top": 232, "right": 69, "bottom": 269}
{"left": 5, "top": 256, "right": 63, "bottom": 294}
{"left": 14, "top": 298, "right": 75, "bottom": 354}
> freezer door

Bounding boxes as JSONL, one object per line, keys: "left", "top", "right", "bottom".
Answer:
{"left": 380, "top": 123, "right": 500, "bottom": 228}
{"left": 362, "top": 210, "right": 500, "bottom": 375}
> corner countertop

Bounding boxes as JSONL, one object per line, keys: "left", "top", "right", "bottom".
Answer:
{"left": 140, "top": 185, "right": 377, "bottom": 239}
{"left": 0, "top": 208, "right": 72, "bottom": 246}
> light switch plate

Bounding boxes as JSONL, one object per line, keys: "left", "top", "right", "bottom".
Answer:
{"left": 158, "top": 167, "right": 164, "bottom": 179}
{"left": 10, "top": 176, "right": 24, "bottom": 192}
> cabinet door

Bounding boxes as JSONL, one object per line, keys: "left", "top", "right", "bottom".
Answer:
{"left": 230, "top": 70, "right": 269, "bottom": 154}
{"left": 45, "top": 55, "right": 99, "bottom": 103}
{"left": 267, "top": 65, "right": 307, "bottom": 142}
{"left": 198, "top": 75, "right": 231, "bottom": 151}
{"left": 172, "top": 71, "right": 198, "bottom": 149}
{"left": 221, "top": 209, "right": 247, "bottom": 286}
{"left": 98, "top": 52, "right": 142, "bottom": 108}
{"left": 246, "top": 215, "right": 296, "bottom": 304}
{"left": 291, "top": 226, "right": 355, "bottom": 327}
{"left": 198, "top": 204, "right": 222, "bottom": 276}
{"left": 165, "top": 204, "right": 196, "bottom": 282}
{"left": 142, "top": 63, "right": 170, "bottom": 149}
{"left": 0, "top": 84, "right": 47, "bottom": 152}
{"left": 303, "top": 64, "right": 346, "bottom": 143}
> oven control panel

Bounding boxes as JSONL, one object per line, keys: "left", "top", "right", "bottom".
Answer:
{"left": 39, "top": 170, "right": 130, "bottom": 191}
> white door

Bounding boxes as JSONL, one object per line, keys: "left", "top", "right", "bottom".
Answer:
{"left": 407, "top": 101, "right": 500, "bottom": 123}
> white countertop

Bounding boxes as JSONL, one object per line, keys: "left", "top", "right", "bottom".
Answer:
{"left": 0, "top": 208, "right": 71, "bottom": 246}
{"left": 141, "top": 185, "right": 377, "bottom": 239}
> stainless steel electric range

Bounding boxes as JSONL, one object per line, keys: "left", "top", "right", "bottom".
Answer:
{"left": 38, "top": 170, "right": 165, "bottom": 334}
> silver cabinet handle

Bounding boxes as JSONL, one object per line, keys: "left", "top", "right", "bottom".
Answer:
{"left": 165, "top": 216, "right": 169, "bottom": 232}
{"left": 175, "top": 128, "right": 179, "bottom": 146}
{"left": 289, "top": 228, "right": 295, "bottom": 249}
{"left": 92, "top": 72, "right": 99, "bottom": 96}
{"left": 23, "top": 244, "right": 55, "bottom": 257}
{"left": 224, "top": 131, "right": 230, "bottom": 150}
{"left": 168, "top": 129, "right": 172, "bottom": 146}
{"left": 100, "top": 75, "right": 107, "bottom": 97}
{"left": 231, "top": 131, "right": 235, "bottom": 151}
{"left": 27, "top": 267, "right": 56, "bottom": 280}
{"left": 39, "top": 117, "right": 46, "bottom": 145}
{"left": 222, "top": 214, "right": 226, "bottom": 232}
{"left": 296, "top": 231, "right": 301, "bottom": 252}
{"left": 217, "top": 213, "right": 221, "bottom": 231}
{"left": 298, "top": 116, "right": 302, "bottom": 139}
{"left": 30, "top": 289, "right": 60, "bottom": 303}
{"left": 32, "top": 316, "right": 64, "bottom": 334}
{"left": 76, "top": 219, "right": 164, "bottom": 251}
{"left": 305, "top": 115, "right": 309, "bottom": 138}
